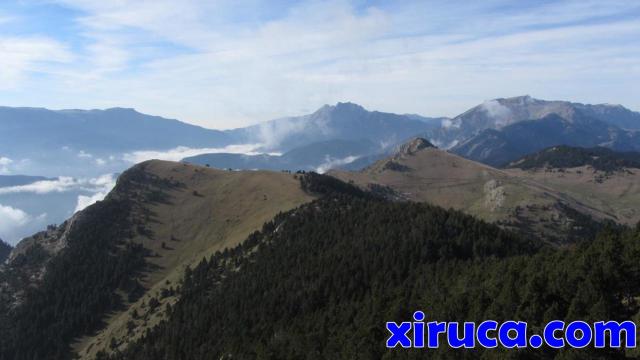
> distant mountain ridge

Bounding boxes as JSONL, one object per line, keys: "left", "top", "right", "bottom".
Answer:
{"left": 446, "top": 97, "right": 640, "bottom": 166}
{"left": 3, "top": 97, "right": 638, "bottom": 174}
{"left": 183, "top": 139, "right": 380, "bottom": 172}
{"left": 0, "top": 106, "right": 234, "bottom": 157}
{"left": 230, "top": 102, "right": 438, "bottom": 152}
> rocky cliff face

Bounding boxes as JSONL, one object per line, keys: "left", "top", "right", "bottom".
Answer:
{"left": 0, "top": 212, "right": 86, "bottom": 311}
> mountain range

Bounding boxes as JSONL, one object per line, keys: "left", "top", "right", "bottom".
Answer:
{"left": 439, "top": 96, "right": 640, "bottom": 166}
{"left": 2, "top": 96, "right": 639, "bottom": 178}
{"left": 1, "top": 96, "right": 640, "bottom": 245}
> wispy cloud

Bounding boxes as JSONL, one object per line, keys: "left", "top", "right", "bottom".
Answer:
{"left": 1, "top": 0, "right": 639, "bottom": 126}
{"left": 315, "top": 155, "right": 359, "bottom": 174}
{"left": 122, "top": 144, "right": 265, "bottom": 163}
{"left": 0, "top": 35, "right": 72, "bottom": 89}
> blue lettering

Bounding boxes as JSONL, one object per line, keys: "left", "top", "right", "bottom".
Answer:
{"left": 594, "top": 321, "right": 636, "bottom": 348}
{"left": 566, "top": 321, "right": 592, "bottom": 348}
{"left": 498, "top": 321, "right": 527, "bottom": 348}
{"left": 447, "top": 322, "right": 475, "bottom": 348}
{"left": 543, "top": 320, "right": 565, "bottom": 348}
{"left": 413, "top": 311, "right": 425, "bottom": 348}
{"left": 386, "top": 322, "right": 412, "bottom": 348}
{"left": 476, "top": 320, "right": 498, "bottom": 348}
{"left": 427, "top": 321, "right": 446, "bottom": 348}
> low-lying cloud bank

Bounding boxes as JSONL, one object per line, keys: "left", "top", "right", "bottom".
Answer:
{"left": 122, "top": 144, "right": 267, "bottom": 164}
{"left": 0, "top": 173, "right": 117, "bottom": 232}
{"left": 0, "top": 174, "right": 116, "bottom": 196}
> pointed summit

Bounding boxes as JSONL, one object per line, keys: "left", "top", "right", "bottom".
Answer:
{"left": 395, "top": 137, "right": 435, "bottom": 157}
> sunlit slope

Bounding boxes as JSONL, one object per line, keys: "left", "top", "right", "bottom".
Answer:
{"left": 331, "top": 138, "right": 614, "bottom": 242}
{"left": 74, "top": 160, "right": 315, "bottom": 358}
{"left": 505, "top": 166, "right": 640, "bottom": 226}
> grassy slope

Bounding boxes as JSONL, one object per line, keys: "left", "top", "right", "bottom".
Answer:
{"left": 73, "top": 160, "right": 315, "bottom": 359}
{"left": 505, "top": 166, "right": 640, "bottom": 225}
{"left": 330, "top": 147, "right": 615, "bottom": 241}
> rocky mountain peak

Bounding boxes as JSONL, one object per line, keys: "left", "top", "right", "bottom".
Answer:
{"left": 395, "top": 137, "right": 435, "bottom": 156}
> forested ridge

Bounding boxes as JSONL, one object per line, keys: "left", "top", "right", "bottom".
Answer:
{"left": 0, "top": 163, "right": 182, "bottom": 360}
{"left": 104, "top": 174, "right": 640, "bottom": 359}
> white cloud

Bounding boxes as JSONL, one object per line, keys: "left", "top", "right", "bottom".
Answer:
{"left": 0, "top": 204, "right": 30, "bottom": 228}
{"left": 0, "top": 157, "right": 13, "bottom": 174}
{"left": 122, "top": 144, "right": 264, "bottom": 163}
{"left": 481, "top": 100, "right": 513, "bottom": 127}
{"left": 315, "top": 155, "right": 359, "bottom": 174}
{"left": 74, "top": 191, "right": 108, "bottom": 212}
{"left": 0, "top": 36, "right": 72, "bottom": 90}
{"left": 0, "top": 204, "right": 46, "bottom": 245}
{"left": 441, "top": 118, "right": 460, "bottom": 129}
{"left": 72, "top": 174, "right": 117, "bottom": 213}
{"left": 0, "top": 174, "right": 116, "bottom": 195}
{"left": 256, "top": 118, "right": 311, "bottom": 149}
{"left": 77, "top": 150, "right": 93, "bottom": 158}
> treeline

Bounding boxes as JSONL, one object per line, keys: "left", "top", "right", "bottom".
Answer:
{"left": 507, "top": 145, "right": 640, "bottom": 172}
{"left": 106, "top": 175, "right": 640, "bottom": 359}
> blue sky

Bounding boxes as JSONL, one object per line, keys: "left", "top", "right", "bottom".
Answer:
{"left": 0, "top": 0, "right": 639, "bottom": 129}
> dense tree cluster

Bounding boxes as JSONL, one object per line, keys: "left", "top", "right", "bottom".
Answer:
{"left": 507, "top": 145, "right": 640, "bottom": 173}
{"left": 0, "top": 239, "right": 11, "bottom": 263}
{"left": 0, "top": 197, "right": 143, "bottom": 360}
